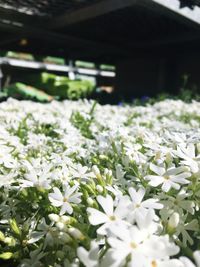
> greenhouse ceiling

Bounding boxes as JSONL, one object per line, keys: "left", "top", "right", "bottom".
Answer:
{"left": 0, "top": 0, "right": 200, "bottom": 62}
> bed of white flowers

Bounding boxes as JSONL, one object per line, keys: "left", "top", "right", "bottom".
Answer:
{"left": 0, "top": 98, "right": 200, "bottom": 267}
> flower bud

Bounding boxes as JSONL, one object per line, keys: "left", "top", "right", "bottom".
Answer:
{"left": 9, "top": 219, "right": 21, "bottom": 236}
{"left": 166, "top": 152, "right": 172, "bottom": 164}
{"left": 0, "top": 231, "right": 5, "bottom": 242}
{"left": 61, "top": 215, "right": 70, "bottom": 224}
{"left": 68, "top": 227, "right": 85, "bottom": 240}
{"left": 56, "top": 222, "right": 67, "bottom": 231}
{"left": 168, "top": 212, "right": 179, "bottom": 228}
{"left": 92, "top": 165, "right": 100, "bottom": 176}
{"left": 87, "top": 197, "right": 94, "bottom": 206}
{"left": 167, "top": 212, "right": 180, "bottom": 234}
{"left": 4, "top": 237, "right": 16, "bottom": 246}
{"left": 96, "top": 185, "right": 103, "bottom": 193}
{"left": 92, "top": 165, "right": 102, "bottom": 180}
{"left": 99, "top": 155, "right": 109, "bottom": 160}
{"left": 0, "top": 252, "right": 13, "bottom": 260}
{"left": 48, "top": 214, "right": 59, "bottom": 223}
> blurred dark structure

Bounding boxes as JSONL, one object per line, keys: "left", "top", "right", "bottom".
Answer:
{"left": 0, "top": 0, "right": 200, "bottom": 99}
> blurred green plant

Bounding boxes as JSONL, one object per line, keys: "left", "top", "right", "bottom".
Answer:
{"left": 23, "top": 72, "right": 95, "bottom": 100}
{"left": 131, "top": 74, "right": 200, "bottom": 106}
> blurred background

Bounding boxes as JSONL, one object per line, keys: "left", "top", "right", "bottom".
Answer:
{"left": 0, "top": 0, "right": 200, "bottom": 104}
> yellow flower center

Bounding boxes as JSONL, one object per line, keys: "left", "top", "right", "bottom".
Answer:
{"left": 63, "top": 197, "right": 68, "bottom": 202}
{"left": 151, "top": 260, "right": 157, "bottom": 267}
{"left": 109, "top": 215, "right": 116, "bottom": 221}
{"left": 174, "top": 200, "right": 179, "bottom": 205}
{"left": 130, "top": 242, "right": 137, "bottom": 249}
{"left": 164, "top": 175, "right": 170, "bottom": 180}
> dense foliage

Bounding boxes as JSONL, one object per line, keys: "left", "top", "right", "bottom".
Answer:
{"left": 0, "top": 98, "right": 200, "bottom": 267}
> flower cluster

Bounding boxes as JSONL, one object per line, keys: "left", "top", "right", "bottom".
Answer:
{"left": 0, "top": 98, "right": 200, "bottom": 267}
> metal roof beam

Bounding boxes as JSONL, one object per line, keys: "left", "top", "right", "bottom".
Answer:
{"left": 49, "top": 0, "right": 200, "bottom": 31}
{"left": 0, "top": 19, "right": 130, "bottom": 58}
{"left": 49, "top": 0, "right": 139, "bottom": 29}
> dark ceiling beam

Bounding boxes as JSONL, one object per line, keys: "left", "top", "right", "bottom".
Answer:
{"left": 0, "top": 19, "right": 131, "bottom": 57}
{"left": 48, "top": 0, "right": 200, "bottom": 31}
{"left": 49, "top": 0, "right": 140, "bottom": 29}
{"left": 0, "top": 20, "right": 106, "bottom": 48}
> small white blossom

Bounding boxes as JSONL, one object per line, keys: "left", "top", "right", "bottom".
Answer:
{"left": 127, "top": 187, "right": 163, "bottom": 222}
{"left": 49, "top": 184, "right": 82, "bottom": 215}
{"left": 145, "top": 163, "right": 191, "bottom": 192}
{"left": 87, "top": 194, "right": 130, "bottom": 235}
{"left": 174, "top": 143, "right": 200, "bottom": 173}
{"left": 77, "top": 241, "right": 99, "bottom": 267}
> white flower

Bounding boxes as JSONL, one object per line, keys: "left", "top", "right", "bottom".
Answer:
{"left": 115, "top": 164, "right": 126, "bottom": 181}
{"left": 103, "top": 224, "right": 147, "bottom": 267}
{"left": 0, "top": 171, "right": 16, "bottom": 187}
{"left": 103, "top": 222, "right": 179, "bottom": 267}
{"left": 127, "top": 187, "right": 163, "bottom": 223}
{"left": 87, "top": 194, "right": 129, "bottom": 235}
{"left": 70, "top": 164, "right": 95, "bottom": 181}
{"left": 51, "top": 165, "right": 72, "bottom": 183}
{"left": 174, "top": 143, "right": 200, "bottom": 173}
{"left": 0, "top": 145, "right": 17, "bottom": 168}
{"left": 19, "top": 160, "right": 52, "bottom": 189}
{"left": 19, "top": 248, "right": 46, "bottom": 267}
{"left": 48, "top": 184, "right": 82, "bottom": 215}
{"left": 48, "top": 213, "right": 70, "bottom": 231}
{"left": 106, "top": 185, "right": 123, "bottom": 204}
{"left": 173, "top": 216, "right": 199, "bottom": 246}
{"left": 180, "top": 258, "right": 196, "bottom": 267}
{"left": 160, "top": 189, "right": 195, "bottom": 215}
{"left": 19, "top": 169, "right": 52, "bottom": 189}
{"left": 28, "top": 218, "right": 57, "bottom": 247}
{"left": 194, "top": 251, "right": 200, "bottom": 267}
{"left": 143, "top": 259, "right": 184, "bottom": 267}
{"left": 135, "top": 209, "right": 162, "bottom": 238}
{"left": 180, "top": 251, "right": 200, "bottom": 267}
{"left": 145, "top": 163, "right": 191, "bottom": 192}
{"left": 1, "top": 97, "right": 200, "bottom": 267}
{"left": 77, "top": 241, "right": 99, "bottom": 267}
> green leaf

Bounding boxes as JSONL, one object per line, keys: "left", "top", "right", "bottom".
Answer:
{"left": 9, "top": 219, "right": 21, "bottom": 237}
